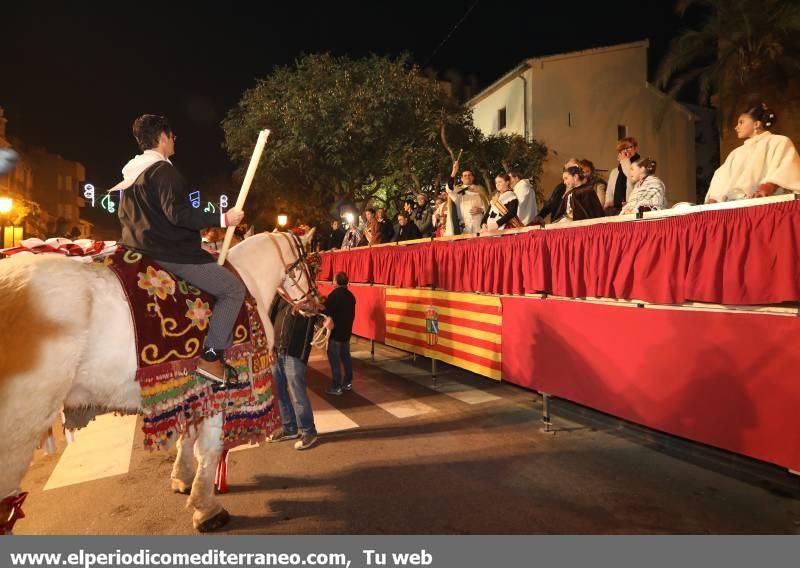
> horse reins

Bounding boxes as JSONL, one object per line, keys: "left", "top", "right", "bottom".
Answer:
{"left": 268, "top": 232, "right": 323, "bottom": 315}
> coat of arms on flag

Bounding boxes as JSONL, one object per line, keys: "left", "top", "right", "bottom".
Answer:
{"left": 424, "top": 305, "right": 439, "bottom": 346}
{"left": 385, "top": 288, "right": 502, "bottom": 380}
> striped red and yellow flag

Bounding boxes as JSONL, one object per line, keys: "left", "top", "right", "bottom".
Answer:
{"left": 384, "top": 288, "right": 502, "bottom": 380}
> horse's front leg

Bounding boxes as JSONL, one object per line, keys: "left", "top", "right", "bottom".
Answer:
{"left": 186, "top": 413, "right": 229, "bottom": 532}
{"left": 170, "top": 428, "right": 198, "bottom": 495}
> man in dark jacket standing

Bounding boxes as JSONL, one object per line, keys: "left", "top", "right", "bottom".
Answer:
{"left": 268, "top": 296, "right": 319, "bottom": 450}
{"left": 114, "top": 114, "right": 245, "bottom": 382}
{"left": 323, "top": 272, "right": 357, "bottom": 395}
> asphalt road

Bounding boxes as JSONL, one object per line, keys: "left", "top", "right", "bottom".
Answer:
{"left": 15, "top": 339, "right": 800, "bottom": 534}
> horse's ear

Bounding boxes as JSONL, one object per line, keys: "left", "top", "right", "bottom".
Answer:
{"left": 301, "top": 227, "right": 316, "bottom": 248}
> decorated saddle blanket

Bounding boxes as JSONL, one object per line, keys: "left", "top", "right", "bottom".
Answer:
{"left": 104, "top": 247, "right": 278, "bottom": 450}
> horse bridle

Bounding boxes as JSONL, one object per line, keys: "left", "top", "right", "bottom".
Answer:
{"left": 268, "top": 232, "right": 324, "bottom": 316}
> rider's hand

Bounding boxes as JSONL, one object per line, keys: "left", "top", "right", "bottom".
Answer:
{"left": 225, "top": 209, "right": 245, "bottom": 227}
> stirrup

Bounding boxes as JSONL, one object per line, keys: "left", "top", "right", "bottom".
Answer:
{"left": 195, "top": 366, "right": 226, "bottom": 384}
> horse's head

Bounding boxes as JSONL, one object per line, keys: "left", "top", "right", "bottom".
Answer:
{"left": 228, "top": 228, "right": 323, "bottom": 319}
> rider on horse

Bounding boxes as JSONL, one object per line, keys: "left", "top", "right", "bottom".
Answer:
{"left": 112, "top": 114, "right": 245, "bottom": 382}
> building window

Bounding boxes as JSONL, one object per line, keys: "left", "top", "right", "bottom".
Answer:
{"left": 617, "top": 124, "right": 627, "bottom": 140}
{"left": 498, "top": 107, "right": 507, "bottom": 131}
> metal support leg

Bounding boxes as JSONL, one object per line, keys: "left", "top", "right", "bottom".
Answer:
{"left": 431, "top": 357, "right": 438, "bottom": 388}
{"left": 541, "top": 392, "right": 554, "bottom": 434}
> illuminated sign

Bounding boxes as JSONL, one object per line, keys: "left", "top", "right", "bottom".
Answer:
{"left": 220, "top": 195, "right": 228, "bottom": 209}
{"left": 82, "top": 183, "right": 96, "bottom": 207}
{"left": 189, "top": 191, "right": 201, "bottom": 209}
{"left": 204, "top": 202, "right": 216, "bottom": 213}
{"left": 100, "top": 193, "right": 116, "bottom": 214}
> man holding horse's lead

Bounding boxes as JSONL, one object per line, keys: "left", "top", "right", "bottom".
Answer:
{"left": 112, "top": 114, "right": 245, "bottom": 382}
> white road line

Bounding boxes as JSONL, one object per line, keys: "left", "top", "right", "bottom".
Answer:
{"left": 351, "top": 374, "right": 436, "bottom": 419}
{"left": 43, "top": 414, "right": 138, "bottom": 491}
{"left": 307, "top": 390, "right": 359, "bottom": 434}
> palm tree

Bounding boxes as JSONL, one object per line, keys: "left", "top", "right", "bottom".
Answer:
{"left": 656, "top": 0, "right": 800, "bottom": 120}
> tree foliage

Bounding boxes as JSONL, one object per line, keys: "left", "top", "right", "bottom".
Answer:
{"left": 223, "top": 53, "right": 547, "bottom": 227}
{"left": 223, "top": 53, "right": 468, "bottom": 226}
{"left": 655, "top": 0, "right": 800, "bottom": 117}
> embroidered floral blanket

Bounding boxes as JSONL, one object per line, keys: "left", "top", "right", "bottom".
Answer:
{"left": 105, "top": 247, "right": 278, "bottom": 450}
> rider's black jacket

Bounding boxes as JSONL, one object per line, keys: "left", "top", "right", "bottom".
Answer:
{"left": 118, "top": 162, "right": 219, "bottom": 264}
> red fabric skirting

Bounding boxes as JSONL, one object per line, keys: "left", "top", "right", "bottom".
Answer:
{"left": 319, "top": 201, "right": 800, "bottom": 305}
{"left": 501, "top": 297, "right": 800, "bottom": 471}
{"left": 317, "top": 283, "right": 385, "bottom": 342}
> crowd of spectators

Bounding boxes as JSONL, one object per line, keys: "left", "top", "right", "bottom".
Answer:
{"left": 319, "top": 103, "right": 800, "bottom": 251}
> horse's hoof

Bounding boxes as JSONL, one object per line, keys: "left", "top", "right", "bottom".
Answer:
{"left": 171, "top": 480, "right": 192, "bottom": 495}
{"left": 195, "top": 508, "right": 230, "bottom": 533}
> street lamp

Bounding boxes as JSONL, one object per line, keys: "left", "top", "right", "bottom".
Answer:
{"left": 0, "top": 196, "right": 12, "bottom": 249}
{"left": 277, "top": 213, "right": 288, "bottom": 227}
{"left": 344, "top": 212, "right": 355, "bottom": 226}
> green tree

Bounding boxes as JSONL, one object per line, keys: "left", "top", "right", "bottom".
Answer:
{"left": 223, "top": 53, "right": 471, "bottom": 228}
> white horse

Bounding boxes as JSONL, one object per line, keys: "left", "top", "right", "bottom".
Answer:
{"left": 0, "top": 229, "right": 321, "bottom": 533}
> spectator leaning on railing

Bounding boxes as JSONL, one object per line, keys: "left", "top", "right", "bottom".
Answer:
{"left": 621, "top": 158, "right": 667, "bottom": 215}
{"left": 705, "top": 103, "right": 800, "bottom": 203}
{"left": 508, "top": 170, "right": 537, "bottom": 226}
{"left": 394, "top": 211, "right": 422, "bottom": 242}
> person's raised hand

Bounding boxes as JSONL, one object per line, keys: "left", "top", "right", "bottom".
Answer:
{"left": 225, "top": 209, "right": 245, "bottom": 227}
{"left": 450, "top": 161, "right": 459, "bottom": 178}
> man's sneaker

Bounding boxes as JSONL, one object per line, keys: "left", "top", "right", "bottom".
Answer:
{"left": 343, "top": 384, "right": 352, "bottom": 391}
{"left": 196, "top": 358, "right": 226, "bottom": 383}
{"left": 326, "top": 387, "right": 343, "bottom": 396}
{"left": 268, "top": 429, "right": 299, "bottom": 443}
{"left": 294, "top": 433, "right": 318, "bottom": 450}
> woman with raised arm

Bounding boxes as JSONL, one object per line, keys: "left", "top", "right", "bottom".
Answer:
{"left": 705, "top": 103, "right": 800, "bottom": 203}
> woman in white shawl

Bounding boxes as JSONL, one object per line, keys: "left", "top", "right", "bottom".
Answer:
{"left": 705, "top": 103, "right": 800, "bottom": 203}
{"left": 622, "top": 157, "right": 667, "bottom": 215}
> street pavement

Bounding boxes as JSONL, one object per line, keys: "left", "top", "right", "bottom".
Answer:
{"left": 15, "top": 339, "right": 800, "bottom": 534}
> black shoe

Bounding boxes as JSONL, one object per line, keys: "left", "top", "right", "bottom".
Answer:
{"left": 343, "top": 383, "right": 352, "bottom": 391}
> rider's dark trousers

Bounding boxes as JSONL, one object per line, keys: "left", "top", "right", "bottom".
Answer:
{"left": 158, "top": 260, "right": 246, "bottom": 352}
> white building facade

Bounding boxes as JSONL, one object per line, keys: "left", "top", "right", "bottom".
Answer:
{"left": 468, "top": 41, "right": 697, "bottom": 205}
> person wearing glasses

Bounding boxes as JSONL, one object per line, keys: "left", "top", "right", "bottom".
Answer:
{"left": 112, "top": 114, "right": 246, "bottom": 383}
{"left": 604, "top": 137, "right": 640, "bottom": 215}
{"left": 705, "top": 103, "right": 800, "bottom": 203}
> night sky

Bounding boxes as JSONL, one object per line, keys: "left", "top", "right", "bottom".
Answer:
{"left": 1, "top": 1, "right": 683, "bottom": 202}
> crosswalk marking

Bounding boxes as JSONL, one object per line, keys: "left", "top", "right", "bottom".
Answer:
{"left": 35, "top": 350, "right": 500, "bottom": 489}
{"left": 43, "top": 413, "right": 137, "bottom": 491}
{"left": 349, "top": 374, "right": 436, "bottom": 419}
{"left": 307, "top": 390, "right": 359, "bottom": 434}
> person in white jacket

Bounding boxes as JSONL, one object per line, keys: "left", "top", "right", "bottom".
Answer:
{"left": 705, "top": 103, "right": 800, "bottom": 203}
{"left": 622, "top": 157, "right": 667, "bottom": 215}
{"left": 605, "top": 137, "right": 640, "bottom": 213}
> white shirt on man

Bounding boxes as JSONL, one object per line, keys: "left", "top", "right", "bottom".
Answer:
{"left": 512, "top": 179, "right": 537, "bottom": 225}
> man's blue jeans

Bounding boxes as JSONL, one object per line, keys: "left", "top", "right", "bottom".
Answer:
{"left": 327, "top": 339, "right": 353, "bottom": 389}
{"left": 271, "top": 353, "right": 317, "bottom": 436}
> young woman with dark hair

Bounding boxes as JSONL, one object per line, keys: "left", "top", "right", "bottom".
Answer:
{"left": 705, "top": 103, "right": 800, "bottom": 203}
{"left": 622, "top": 158, "right": 667, "bottom": 215}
